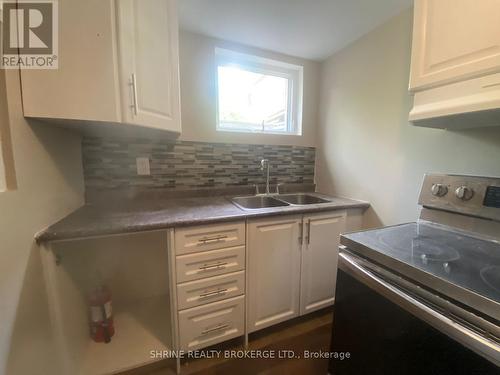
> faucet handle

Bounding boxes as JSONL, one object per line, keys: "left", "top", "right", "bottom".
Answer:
{"left": 276, "top": 183, "right": 283, "bottom": 194}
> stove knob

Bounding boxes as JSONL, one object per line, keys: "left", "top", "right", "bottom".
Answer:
{"left": 431, "top": 184, "right": 448, "bottom": 197}
{"left": 421, "top": 254, "right": 428, "bottom": 265}
{"left": 455, "top": 186, "right": 474, "bottom": 201}
{"left": 443, "top": 262, "right": 451, "bottom": 274}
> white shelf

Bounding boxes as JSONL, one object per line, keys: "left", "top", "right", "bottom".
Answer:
{"left": 79, "top": 295, "right": 172, "bottom": 375}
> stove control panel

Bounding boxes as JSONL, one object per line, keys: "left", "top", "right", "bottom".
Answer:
{"left": 419, "top": 174, "right": 500, "bottom": 222}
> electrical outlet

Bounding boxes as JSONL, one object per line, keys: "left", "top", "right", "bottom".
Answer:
{"left": 136, "top": 157, "right": 150, "bottom": 176}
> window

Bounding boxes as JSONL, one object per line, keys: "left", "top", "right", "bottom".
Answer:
{"left": 215, "top": 48, "right": 303, "bottom": 135}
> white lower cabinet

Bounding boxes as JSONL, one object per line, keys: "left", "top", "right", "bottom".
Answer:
{"left": 247, "top": 211, "right": 346, "bottom": 333}
{"left": 170, "top": 211, "right": 347, "bottom": 370}
{"left": 247, "top": 216, "right": 303, "bottom": 333}
{"left": 172, "top": 221, "right": 247, "bottom": 358}
{"left": 174, "top": 222, "right": 245, "bottom": 254}
{"left": 300, "top": 211, "right": 346, "bottom": 314}
{"left": 178, "top": 295, "right": 245, "bottom": 351}
{"left": 176, "top": 271, "right": 245, "bottom": 310}
{"left": 41, "top": 212, "right": 350, "bottom": 375}
{"left": 175, "top": 245, "right": 245, "bottom": 283}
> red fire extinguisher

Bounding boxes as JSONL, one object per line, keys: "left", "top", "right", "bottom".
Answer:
{"left": 88, "top": 284, "right": 115, "bottom": 343}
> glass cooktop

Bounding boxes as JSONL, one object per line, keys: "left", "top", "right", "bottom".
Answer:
{"left": 341, "top": 222, "right": 500, "bottom": 315}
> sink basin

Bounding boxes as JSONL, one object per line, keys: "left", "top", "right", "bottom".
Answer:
{"left": 277, "top": 194, "right": 330, "bottom": 205}
{"left": 231, "top": 196, "right": 289, "bottom": 210}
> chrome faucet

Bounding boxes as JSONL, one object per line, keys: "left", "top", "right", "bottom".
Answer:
{"left": 261, "top": 159, "right": 271, "bottom": 195}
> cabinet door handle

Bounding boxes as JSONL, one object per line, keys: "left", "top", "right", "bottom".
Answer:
{"left": 198, "top": 261, "right": 228, "bottom": 271}
{"left": 199, "top": 288, "right": 228, "bottom": 299}
{"left": 306, "top": 219, "right": 311, "bottom": 245}
{"left": 298, "top": 221, "right": 304, "bottom": 245}
{"left": 130, "top": 73, "right": 138, "bottom": 115}
{"left": 201, "top": 323, "right": 230, "bottom": 335}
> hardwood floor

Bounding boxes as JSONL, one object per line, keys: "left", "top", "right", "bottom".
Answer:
{"left": 141, "top": 308, "right": 333, "bottom": 375}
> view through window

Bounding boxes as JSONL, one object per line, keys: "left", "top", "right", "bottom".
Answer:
{"left": 216, "top": 48, "right": 303, "bottom": 135}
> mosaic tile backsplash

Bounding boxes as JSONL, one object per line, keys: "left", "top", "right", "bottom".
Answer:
{"left": 82, "top": 137, "right": 316, "bottom": 190}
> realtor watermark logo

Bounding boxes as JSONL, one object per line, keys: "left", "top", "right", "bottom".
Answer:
{"left": 1, "top": 0, "right": 58, "bottom": 69}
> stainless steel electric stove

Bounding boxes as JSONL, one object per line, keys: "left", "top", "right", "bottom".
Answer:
{"left": 329, "top": 174, "right": 500, "bottom": 374}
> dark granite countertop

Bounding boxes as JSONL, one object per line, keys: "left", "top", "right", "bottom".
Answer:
{"left": 36, "top": 192, "right": 369, "bottom": 242}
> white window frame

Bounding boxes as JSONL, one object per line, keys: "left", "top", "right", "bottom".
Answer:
{"left": 215, "top": 47, "right": 303, "bottom": 136}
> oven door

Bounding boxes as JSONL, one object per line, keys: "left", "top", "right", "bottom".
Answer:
{"left": 329, "top": 248, "right": 500, "bottom": 375}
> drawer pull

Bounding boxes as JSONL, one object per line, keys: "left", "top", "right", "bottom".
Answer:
{"left": 483, "top": 82, "right": 500, "bottom": 89}
{"left": 198, "top": 235, "right": 228, "bottom": 244}
{"left": 201, "top": 323, "right": 230, "bottom": 335}
{"left": 199, "top": 261, "right": 228, "bottom": 271}
{"left": 199, "top": 288, "right": 228, "bottom": 299}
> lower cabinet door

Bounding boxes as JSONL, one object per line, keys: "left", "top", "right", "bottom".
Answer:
{"left": 247, "top": 216, "right": 302, "bottom": 333}
{"left": 178, "top": 295, "right": 244, "bottom": 351}
{"left": 300, "top": 211, "right": 346, "bottom": 315}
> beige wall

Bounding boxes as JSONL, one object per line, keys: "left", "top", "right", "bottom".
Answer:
{"left": 0, "top": 70, "right": 84, "bottom": 375}
{"left": 178, "top": 30, "right": 320, "bottom": 147}
{"left": 316, "top": 9, "right": 500, "bottom": 228}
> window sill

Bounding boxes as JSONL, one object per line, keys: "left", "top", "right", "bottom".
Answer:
{"left": 216, "top": 127, "right": 302, "bottom": 137}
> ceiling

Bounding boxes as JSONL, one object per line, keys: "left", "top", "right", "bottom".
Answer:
{"left": 178, "top": 0, "right": 413, "bottom": 61}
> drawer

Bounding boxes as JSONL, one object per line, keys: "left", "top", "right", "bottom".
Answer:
{"left": 176, "top": 245, "right": 245, "bottom": 283}
{"left": 178, "top": 295, "right": 244, "bottom": 351}
{"left": 175, "top": 222, "right": 245, "bottom": 255}
{"left": 177, "top": 271, "right": 245, "bottom": 310}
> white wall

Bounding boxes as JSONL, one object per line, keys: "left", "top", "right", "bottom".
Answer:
{"left": 178, "top": 30, "right": 320, "bottom": 147}
{"left": 0, "top": 70, "right": 84, "bottom": 375}
{"left": 316, "top": 9, "right": 500, "bottom": 228}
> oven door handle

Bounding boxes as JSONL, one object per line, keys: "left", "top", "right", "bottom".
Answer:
{"left": 339, "top": 251, "right": 500, "bottom": 366}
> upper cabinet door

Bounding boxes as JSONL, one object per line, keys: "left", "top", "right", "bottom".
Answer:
{"left": 300, "top": 211, "right": 346, "bottom": 315}
{"left": 409, "top": 0, "right": 500, "bottom": 91}
{"left": 116, "top": 0, "right": 181, "bottom": 133}
{"left": 21, "top": 0, "right": 122, "bottom": 122}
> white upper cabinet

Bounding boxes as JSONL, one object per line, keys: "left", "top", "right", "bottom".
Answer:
{"left": 21, "top": 0, "right": 181, "bottom": 134}
{"left": 116, "top": 0, "right": 181, "bottom": 132}
{"left": 410, "top": 0, "right": 500, "bottom": 91}
{"left": 21, "top": 1, "right": 121, "bottom": 123}
{"left": 409, "top": 0, "right": 500, "bottom": 128}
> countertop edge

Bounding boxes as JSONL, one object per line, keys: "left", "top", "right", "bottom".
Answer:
{"left": 36, "top": 199, "right": 370, "bottom": 243}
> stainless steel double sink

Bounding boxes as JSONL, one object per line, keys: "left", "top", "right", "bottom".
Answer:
{"left": 231, "top": 193, "right": 330, "bottom": 210}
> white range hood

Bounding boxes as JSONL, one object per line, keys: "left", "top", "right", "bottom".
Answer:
{"left": 409, "top": 73, "right": 500, "bottom": 130}
{"left": 407, "top": 0, "right": 500, "bottom": 130}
